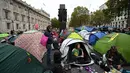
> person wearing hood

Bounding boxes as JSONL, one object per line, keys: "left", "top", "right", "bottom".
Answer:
{"left": 106, "top": 46, "right": 127, "bottom": 71}
{"left": 44, "top": 25, "right": 53, "bottom": 65}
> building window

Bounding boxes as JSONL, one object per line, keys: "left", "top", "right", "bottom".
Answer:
{"left": 4, "top": 10, "right": 9, "bottom": 19}
{"left": 22, "top": 15, "right": 25, "bottom": 22}
{"left": 31, "top": 18, "right": 34, "bottom": 23}
{"left": 35, "top": 19, "right": 37, "bottom": 23}
{"left": 10, "top": 0, "right": 13, "bottom": 5}
{"left": 7, "top": 23, "right": 10, "bottom": 29}
{"left": 29, "top": 24, "right": 30, "bottom": 30}
{"left": 16, "top": 24, "right": 19, "bottom": 29}
{"left": 14, "top": 12, "right": 18, "bottom": 21}
{"left": 119, "top": 25, "right": 120, "bottom": 28}
{"left": 122, "top": 21, "right": 124, "bottom": 24}
{"left": 25, "top": 9, "right": 27, "bottom": 11}
{"left": 28, "top": 16, "right": 30, "bottom": 22}
{"left": 19, "top": 5, "right": 21, "bottom": 8}
{"left": 23, "top": 24, "right": 25, "bottom": 29}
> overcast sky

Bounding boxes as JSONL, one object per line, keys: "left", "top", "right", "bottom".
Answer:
{"left": 22, "top": 0, "right": 107, "bottom": 18}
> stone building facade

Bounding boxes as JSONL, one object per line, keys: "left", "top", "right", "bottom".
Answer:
{"left": 99, "top": 3, "right": 129, "bottom": 28}
{"left": 111, "top": 11, "right": 128, "bottom": 28}
{"left": 0, "top": 0, "right": 50, "bottom": 33}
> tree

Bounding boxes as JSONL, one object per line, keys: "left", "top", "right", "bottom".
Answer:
{"left": 69, "top": 6, "right": 89, "bottom": 27}
{"left": 90, "top": 10, "right": 111, "bottom": 26}
{"left": 105, "top": 0, "right": 128, "bottom": 19}
{"left": 90, "top": 10, "right": 104, "bottom": 26}
{"left": 51, "top": 18, "right": 60, "bottom": 28}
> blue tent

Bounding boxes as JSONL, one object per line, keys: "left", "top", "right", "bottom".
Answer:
{"left": 89, "top": 32, "right": 106, "bottom": 45}
{"left": 75, "top": 26, "right": 97, "bottom": 32}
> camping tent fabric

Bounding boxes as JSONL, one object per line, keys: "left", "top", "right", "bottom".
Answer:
{"left": 0, "top": 43, "right": 43, "bottom": 73}
{"left": 8, "top": 35, "right": 18, "bottom": 43}
{"left": 0, "top": 33, "right": 9, "bottom": 41}
{"left": 60, "top": 38, "right": 84, "bottom": 58}
{"left": 75, "top": 26, "right": 96, "bottom": 32}
{"left": 85, "top": 27, "right": 96, "bottom": 32}
{"left": 89, "top": 32, "right": 106, "bottom": 45}
{"left": 94, "top": 33, "right": 130, "bottom": 63}
{"left": 0, "top": 33, "right": 9, "bottom": 38}
{"left": 78, "top": 30, "right": 97, "bottom": 41}
{"left": 59, "top": 38, "right": 105, "bottom": 73}
{"left": 60, "top": 38, "right": 94, "bottom": 65}
{"left": 67, "top": 32, "right": 83, "bottom": 40}
{"left": 78, "top": 30, "right": 90, "bottom": 40}
{"left": 15, "top": 31, "right": 46, "bottom": 62}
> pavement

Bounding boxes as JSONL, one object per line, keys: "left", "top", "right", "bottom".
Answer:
{"left": 42, "top": 49, "right": 130, "bottom": 73}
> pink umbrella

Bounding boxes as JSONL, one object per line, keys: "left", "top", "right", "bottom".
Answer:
{"left": 15, "top": 30, "right": 46, "bottom": 62}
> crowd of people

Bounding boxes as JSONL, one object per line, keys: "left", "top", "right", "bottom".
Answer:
{"left": 0, "top": 25, "right": 129, "bottom": 73}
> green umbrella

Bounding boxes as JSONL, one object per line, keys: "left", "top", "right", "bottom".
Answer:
{"left": 0, "top": 43, "right": 44, "bottom": 73}
{"left": 94, "top": 33, "right": 130, "bottom": 63}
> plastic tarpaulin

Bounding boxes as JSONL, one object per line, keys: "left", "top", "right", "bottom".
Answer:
{"left": 94, "top": 33, "right": 130, "bottom": 63}
{"left": 0, "top": 43, "right": 43, "bottom": 73}
{"left": 89, "top": 32, "right": 106, "bottom": 45}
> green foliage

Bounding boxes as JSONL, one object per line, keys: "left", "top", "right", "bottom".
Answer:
{"left": 105, "top": 0, "right": 128, "bottom": 18}
{"left": 91, "top": 10, "right": 104, "bottom": 25}
{"left": 69, "top": 6, "right": 89, "bottom": 27}
{"left": 51, "top": 18, "right": 60, "bottom": 28}
{"left": 90, "top": 10, "right": 111, "bottom": 26}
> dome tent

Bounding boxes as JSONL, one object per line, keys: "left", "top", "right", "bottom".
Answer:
{"left": 0, "top": 33, "right": 9, "bottom": 41}
{"left": 94, "top": 33, "right": 130, "bottom": 63}
{"left": 75, "top": 26, "right": 97, "bottom": 32}
{"left": 89, "top": 32, "right": 106, "bottom": 45}
{"left": 78, "top": 30, "right": 97, "bottom": 41}
{"left": 0, "top": 43, "right": 44, "bottom": 73}
{"left": 60, "top": 32, "right": 104, "bottom": 73}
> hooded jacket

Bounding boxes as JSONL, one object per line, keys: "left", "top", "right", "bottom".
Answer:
{"left": 44, "top": 26, "right": 53, "bottom": 44}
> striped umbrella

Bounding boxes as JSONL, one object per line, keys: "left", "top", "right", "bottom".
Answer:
{"left": 15, "top": 30, "right": 46, "bottom": 62}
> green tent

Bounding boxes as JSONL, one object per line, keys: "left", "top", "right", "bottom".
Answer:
{"left": 0, "top": 33, "right": 9, "bottom": 41}
{"left": 0, "top": 43, "right": 44, "bottom": 73}
{"left": 67, "top": 32, "right": 83, "bottom": 40}
{"left": 94, "top": 33, "right": 130, "bottom": 63}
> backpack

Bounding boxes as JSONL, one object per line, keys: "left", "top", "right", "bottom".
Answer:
{"left": 40, "top": 34, "right": 48, "bottom": 46}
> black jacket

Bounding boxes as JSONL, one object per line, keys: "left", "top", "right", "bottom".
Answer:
{"left": 106, "top": 50, "right": 127, "bottom": 65}
{"left": 44, "top": 30, "right": 53, "bottom": 44}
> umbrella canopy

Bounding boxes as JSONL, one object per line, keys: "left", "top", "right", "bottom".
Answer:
{"left": 15, "top": 30, "right": 46, "bottom": 62}
{"left": 94, "top": 33, "right": 130, "bottom": 63}
{"left": 0, "top": 33, "right": 9, "bottom": 41}
{"left": 0, "top": 43, "right": 43, "bottom": 73}
{"left": 24, "top": 30, "right": 39, "bottom": 34}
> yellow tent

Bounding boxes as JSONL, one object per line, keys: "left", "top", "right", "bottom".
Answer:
{"left": 67, "top": 32, "right": 83, "bottom": 40}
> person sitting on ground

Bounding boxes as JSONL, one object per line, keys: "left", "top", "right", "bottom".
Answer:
{"left": 72, "top": 43, "right": 84, "bottom": 57}
{"left": 106, "top": 46, "right": 127, "bottom": 70}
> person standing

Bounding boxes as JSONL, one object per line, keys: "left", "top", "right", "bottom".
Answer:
{"left": 44, "top": 25, "right": 53, "bottom": 65}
